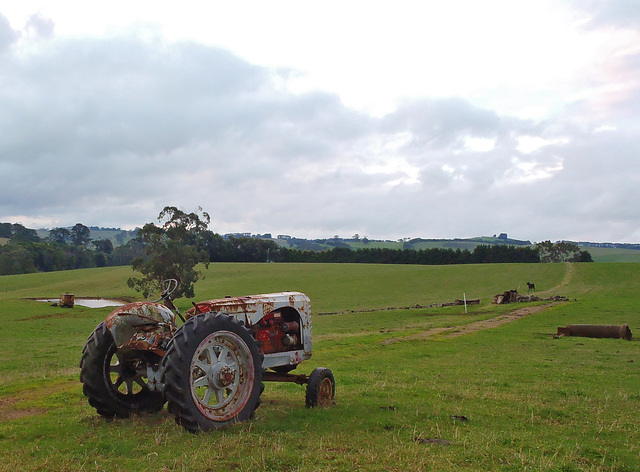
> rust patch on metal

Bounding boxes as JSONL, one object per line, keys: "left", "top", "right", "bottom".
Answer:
{"left": 218, "top": 365, "right": 236, "bottom": 387}
{"left": 126, "top": 328, "right": 173, "bottom": 357}
{"left": 105, "top": 302, "right": 175, "bottom": 329}
{"left": 263, "top": 371, "right": 309, "bottom": 385}
{"left": 105, "top": 302, "right": 177, "bottom": 349}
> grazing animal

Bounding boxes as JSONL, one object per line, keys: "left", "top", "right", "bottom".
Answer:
{"left": 526, "top": 282, "right": 536, "bottom": 292}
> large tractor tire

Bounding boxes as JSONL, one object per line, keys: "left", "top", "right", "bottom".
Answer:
{"left": 80, "top": 322, "right": 165, "bottom": 418}
{"left": 161, "top": 313, "right": 264, "bottom": 432}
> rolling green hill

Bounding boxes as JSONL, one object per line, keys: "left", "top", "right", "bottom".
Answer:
{"left": 21, "top": 226, "right": 640, "bottom": 263}
{"left": 36, "top": 227, "right": 138, "bottom": 246}
{"left": 579, "top": 246, "right": 640, "bottom": 263}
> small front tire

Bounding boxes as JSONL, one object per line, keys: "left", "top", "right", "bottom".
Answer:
{"left": 305, "top": 367, "right": 335, "bottom": 408}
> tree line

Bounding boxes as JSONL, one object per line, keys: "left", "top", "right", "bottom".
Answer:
{"left": 0, "top": 214, "right": 591, "bottom": 277}
{"left": 0, "top": 223, "right": 117, "bottom": 275}
{"left": 274, "top": 245, "right": 541, "bottom": 264}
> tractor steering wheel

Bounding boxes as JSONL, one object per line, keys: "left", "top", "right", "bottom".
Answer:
{"left": 152, "top": 278, "right": 179, "bottom": 302}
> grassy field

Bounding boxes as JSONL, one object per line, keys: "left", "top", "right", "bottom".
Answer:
{"left": 580, "top": 247, "right": 640, "bottom": 263}
{"left": 0, "top": 262, "right": 638, "bottom": 471}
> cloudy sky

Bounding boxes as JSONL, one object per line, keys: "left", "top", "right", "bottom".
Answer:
{"left": 1, "top": 1, "right": 639, "bottom": 243}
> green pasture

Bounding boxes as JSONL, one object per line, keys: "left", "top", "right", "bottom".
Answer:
{"left": 0, "top": 262, "right": 638, "bottom": 471}
{"left": 581, "top": 247, "right": 640, "bottom": 263}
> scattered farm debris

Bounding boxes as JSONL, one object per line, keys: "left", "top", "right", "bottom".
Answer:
{"left": 556, "top": 324, "right": 632, "bottom": 341}
{"left": 493, "top": 290, "right": 519, "bottom": 304}
{"left": 318, "top": 298, "right": 479, "bottom": 316}
{"left": 450, "top": 415, "right": 469, "bottom": 422}
{"left": 434, "top": 299, "right": 480, "bottom": 308}
{"left": 318, "top": 291, "right": 569, "bottom": 316}
{"left": 60, "top": 293, "right": 75, "bottom": 308}
{"left": 415, "top": 437, "right": 453, "bottom": 446}
{"left": 493, "top": 289, "right": 569, "bottom": 305}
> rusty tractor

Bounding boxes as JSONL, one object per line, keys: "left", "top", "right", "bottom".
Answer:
{"left": 80, "top": 280, "right": 335, "bottom": 432}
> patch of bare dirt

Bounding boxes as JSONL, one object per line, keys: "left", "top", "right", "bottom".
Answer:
{"left": 0, "top": 380, "right": 77, "bottom": 422}
{"left": 382, "top": 302, "right": 564, "bottom": 345}
{"left": 17, "top": 312, "right": 79, "bottom": 321}
{"left": 0, "top": 397, "right": 47, "bottom": 422}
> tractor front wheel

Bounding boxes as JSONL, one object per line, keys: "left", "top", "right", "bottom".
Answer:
{"left": 162, "top": 313, "right": 264, "bottom": 432}
{"left": 305, "top": 367, "right": 335, "bottom": 408}
{"left": 80, "top": 322, "right": 165, "bottom": 418}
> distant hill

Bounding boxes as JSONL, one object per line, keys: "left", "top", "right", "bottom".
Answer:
{"left": 17, "top": 225, "right": 640, "bottom": 262}
{"left": 276, "top": 236, "right": 639, "bottom": 262}
{"left": 573, "top": 241, "right": 640, "bottom": 250}
{"left": 578, "top": 246, "right": 640, "bottom": 263}
{"left": 36, "top": 227, "right": 138, "bottom": 247}
{"left": 274, "top": 235, "right": 532, "bottom": 252}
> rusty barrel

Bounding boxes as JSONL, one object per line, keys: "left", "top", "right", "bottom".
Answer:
{"left": 60, "top": 293, "right": 75, "bottom": 308}
{"left": 557, "top": 324, "right": 632, "bottom": 341}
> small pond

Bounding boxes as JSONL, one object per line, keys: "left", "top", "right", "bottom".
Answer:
{"left": 37, "top": 298, "right": 125, "bottom": 308}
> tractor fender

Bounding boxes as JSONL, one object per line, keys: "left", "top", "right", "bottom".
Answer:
{"left": 105, "top": 302, "right": 177, "bottom": 349}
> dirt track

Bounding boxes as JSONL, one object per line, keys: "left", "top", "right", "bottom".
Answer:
{"left": 382, "top": 302, "right": 564, "bottom": 345}
{"left": 382, "top": 263, "right": 575, "bottom": 345}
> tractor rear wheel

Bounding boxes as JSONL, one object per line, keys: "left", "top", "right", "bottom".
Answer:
{"left": 162, "top": 313, "right": 264, "bottom": 432}
{"left": 305, "top": 367, "right": 335, "bottom": 408}
{"left": 80, "top": 322, "right": 165, "bottom": 418}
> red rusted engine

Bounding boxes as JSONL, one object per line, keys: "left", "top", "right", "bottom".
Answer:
{"left": 252, "top": 312, "right": 301, "bottom": 354}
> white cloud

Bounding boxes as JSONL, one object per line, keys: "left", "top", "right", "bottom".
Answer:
{"left": 463, "top": 137, "right": 496, "bottom": 153}
{"left": 0, "top": 2, "right": 639, "bottom": 243}
{"left": 503, "top": 157, "right": 565, "bottom": 184}
{"left": 516, "top": 136, "right": 570, "bottom": 154}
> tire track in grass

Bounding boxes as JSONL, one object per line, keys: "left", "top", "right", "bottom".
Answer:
{"left": 536, "top": 262, "right": 574, "bottom": 297}
{"left": 382, "top": 302, "right": 565, "bottom": 345}
{"left": 382, "top": 263, "right": 575, "bottom": 344}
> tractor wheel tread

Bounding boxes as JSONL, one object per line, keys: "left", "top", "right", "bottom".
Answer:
{"left": 80, "top": 322, "right": 165, "bottom": 419}
{"left": 161, "top": 313, "right": 264, "bottom": 432}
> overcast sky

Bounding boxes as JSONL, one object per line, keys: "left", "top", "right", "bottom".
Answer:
{"left": 1, "top": 1, "right": 639, "bottom": 242}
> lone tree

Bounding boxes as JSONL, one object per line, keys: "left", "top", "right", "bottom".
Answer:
{"left": 71, "top": 223, "right": 91, "bottom": 247}
{"left": 128, "top": 206, "right": 211, "bottom": 300}
{"left": 92, "top": 239, "right": 114, "bottom": 254}
{"left": 535, "top": 240, "right": 593, "bottom": 263}
{"left": 49, "top": 227, "right": 71, "bottom": 244}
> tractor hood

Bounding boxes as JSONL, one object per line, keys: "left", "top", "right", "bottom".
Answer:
{"left": 186, "top": 291, "right": 311, "bottom": 327}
